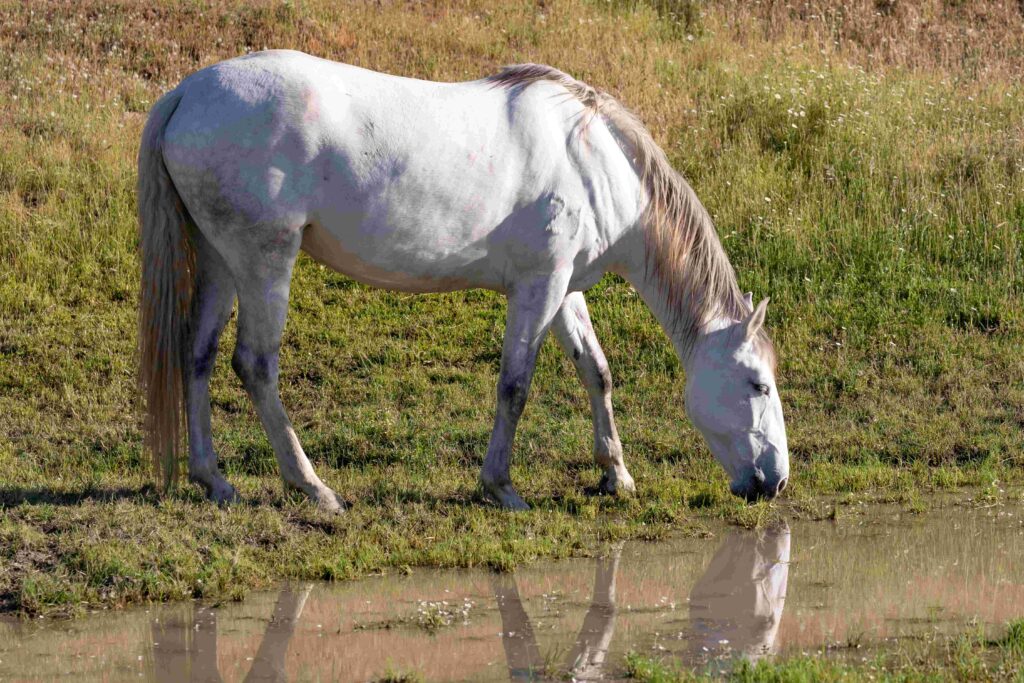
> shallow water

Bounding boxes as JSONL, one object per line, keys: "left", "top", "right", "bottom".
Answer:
{"left": 1, "top": 501, "right": 1022, "bottom": 682}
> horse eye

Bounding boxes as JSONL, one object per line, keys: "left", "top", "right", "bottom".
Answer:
{"left": 752, "top": 382, "right": 770, "bottom": 396}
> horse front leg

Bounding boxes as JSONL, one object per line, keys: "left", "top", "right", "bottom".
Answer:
{"left": 551, "top": 292, "right": 634, "bottom": 496}
{"left": 480, "top": 273, "right": 570, "bottom": 510}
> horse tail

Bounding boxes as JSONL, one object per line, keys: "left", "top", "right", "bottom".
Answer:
{"left": 137, "top": 88, "right": 194, "bottom": 492}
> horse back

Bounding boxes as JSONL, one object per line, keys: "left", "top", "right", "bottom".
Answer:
{"left": 160, "top": 51, "right": 636, "bottom": 292}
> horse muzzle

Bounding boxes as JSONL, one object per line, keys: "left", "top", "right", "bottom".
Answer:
{"left": 730, "top": 468, "right": 789, "bottom": 502}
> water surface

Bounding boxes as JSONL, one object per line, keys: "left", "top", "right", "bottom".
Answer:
{"left": 1, "top": 501, "right": 1021, "bottom": 681}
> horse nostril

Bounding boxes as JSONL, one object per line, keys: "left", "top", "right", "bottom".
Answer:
{"left": 776, "top": 477, "right": 789, "bottom": 495}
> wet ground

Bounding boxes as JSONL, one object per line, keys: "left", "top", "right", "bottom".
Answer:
{"left": 1, "top": 500, "right": 1022, "bottom": 682}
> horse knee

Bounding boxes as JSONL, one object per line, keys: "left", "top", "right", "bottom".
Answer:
{"left": 497, "top": 373, "right": 530, "bottom": 415}
{"left": 231, "top": 343, "right": 278, "bottom": 393}
{"left": 191, "top": 333, "right": 220, "bottom": 380}
{"left": 593, "top": 361, "right": 613, "bottom": 396}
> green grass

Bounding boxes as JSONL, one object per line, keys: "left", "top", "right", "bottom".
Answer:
{"left": 626, "top": 619, "right": 1024, "bottom": 681}
{"left": 0, "top": 0, "right": 1022, "bottom": 620}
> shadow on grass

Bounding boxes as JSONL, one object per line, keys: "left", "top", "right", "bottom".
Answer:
{"left": 364, "top": 486, "right": 479, "bottom": 509}
{"left": 0, "top": 484, "right": 158, "bottom": 507}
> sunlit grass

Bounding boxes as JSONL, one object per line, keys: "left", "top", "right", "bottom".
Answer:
{"left": 626, "top": 618, "right": 1024, "bottom": 681}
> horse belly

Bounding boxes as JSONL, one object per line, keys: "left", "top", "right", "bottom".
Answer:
{"left": 302, "top": 146, "right": 519, "bottom": 293}
{"left": 300, "top": 220, "right": 488, "bottom": 293}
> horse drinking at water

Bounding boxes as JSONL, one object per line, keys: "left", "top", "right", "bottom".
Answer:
{"left": 138, "top": 51, "right": 789, "bottom": 511}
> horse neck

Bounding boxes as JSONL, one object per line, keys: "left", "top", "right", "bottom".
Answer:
{"left": 611, "top": 227, "right": 699, "bottom": 370}
{"left": 595, "top": 124, "right": 728, "bottom": 369}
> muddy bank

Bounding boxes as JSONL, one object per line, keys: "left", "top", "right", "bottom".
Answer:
{"left": 1, "top": 501, "right": 1021, "bottom": 681}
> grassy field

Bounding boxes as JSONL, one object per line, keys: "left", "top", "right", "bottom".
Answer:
{"left": 0, "top": 0, "right": 1022, "bottom": 633}
{"left": 628, "top": 618, "right": 1024, "bottom": 682}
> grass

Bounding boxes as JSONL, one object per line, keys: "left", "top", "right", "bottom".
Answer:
{"left": 625, "top": 618, "right": 1024, "bottom": 681}
{"left": 0, "top": 0, "right": 1022, "bottom": 622}
{"left": 353, "top": 598, "right": 476, "bottom": 633}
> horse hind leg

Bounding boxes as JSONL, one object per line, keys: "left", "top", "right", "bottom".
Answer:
{"left": 228, "top": 231, "right": 345, "bottom": 513}
{"left": 551, "top": 292, "right": 634, "bottom": 496}
{"left": 186, "top": 234, "right": 238, "bottom": 504}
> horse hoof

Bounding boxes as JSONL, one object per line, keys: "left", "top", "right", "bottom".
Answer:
{"left": 208, "top": 481, "right": 240, "bottom": 506}
{"left": 599, "top": 470, "right": 636, "bottom": 496}
{"left": 480, "top": 481, "right": 531, "bottom": 511}
{"left": 314, "top": 488, "right": 348, "bottom": 514}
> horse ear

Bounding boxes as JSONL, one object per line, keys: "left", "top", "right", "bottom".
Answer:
{"left": 743, "top": 291, "right": 754, "bottom": 312}
{"left": 743, "top": 297, "right": 769, "bottom": 341}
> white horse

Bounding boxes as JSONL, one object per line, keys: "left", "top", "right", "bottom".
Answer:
{"left": 138, "top": 50, "right": 789, "bottom": 512}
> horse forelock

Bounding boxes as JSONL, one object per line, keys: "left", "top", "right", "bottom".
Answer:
{"left": 488, "top": 64, "right": 773, "bottom": 361}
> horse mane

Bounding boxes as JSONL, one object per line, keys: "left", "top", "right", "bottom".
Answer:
{"left": 487, "top": 64, "right": 775, "bottom": 363}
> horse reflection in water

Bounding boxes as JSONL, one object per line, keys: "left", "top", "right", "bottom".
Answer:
{"left": 151, "top": 583, "right": 312, "bottom": 682}
{"left": 146, "top": 527, "right": 788, "bottom": 681}
{"left": 493, "top": 546, "right": 622, "bottom": 680}
{"left": 493, "top": 523, "right": 790, "bottom": 680}
{"left": 687, "top": 522, "right": 791, "bottom": 662}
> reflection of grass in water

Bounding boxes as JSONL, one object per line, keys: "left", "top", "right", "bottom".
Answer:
{"left": 371, "top": 670, "right": 423, "bottom": 683}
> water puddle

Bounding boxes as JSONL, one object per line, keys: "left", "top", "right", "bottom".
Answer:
{"left": 1, "top": 501, "right": 1022, "bottom": 681}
